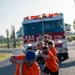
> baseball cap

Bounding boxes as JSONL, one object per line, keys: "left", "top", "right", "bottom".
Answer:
{"left": 25, "top": 50, "right": 36, "bottom": 61}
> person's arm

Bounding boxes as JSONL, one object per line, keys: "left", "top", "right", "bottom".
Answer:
{"left": 36, "top": 42, "right": 43, "bottom": 51}
{"left": 40, "top": 53, "right": 50, "bottom": 59}
{"left": 9, "top": 56, "right": 24, "bottom": 64}
{"left": 9, "top": 56, "right": 17, "bottom": 64}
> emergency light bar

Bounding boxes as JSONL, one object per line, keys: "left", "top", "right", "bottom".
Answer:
{"left": 24, "top": 13, "right": 62, "bottom": 21}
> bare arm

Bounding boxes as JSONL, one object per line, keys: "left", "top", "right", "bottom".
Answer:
{"left": 9, "top": 56, "right": 24, "bottom": 64}
{"left": 9, "top": 56, "right": 17, "bottom": 64}
{"left": 40, "top": 53, "right": 50, "bottom": 59}
{"left": 36, "top": 42, "right": 43, "bottom": 51}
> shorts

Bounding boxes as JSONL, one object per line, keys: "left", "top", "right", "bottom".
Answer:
{"left": 42, "top": 66, "right": 59, "bottom": 75}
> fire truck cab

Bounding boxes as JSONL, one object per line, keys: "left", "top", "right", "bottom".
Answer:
{"left": 22, "top": 13, "right": 68, "bottom": 61}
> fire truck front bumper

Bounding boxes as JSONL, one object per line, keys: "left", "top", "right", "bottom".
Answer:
{"left": 57, "top": 48, "right": 69, "bottom": 60}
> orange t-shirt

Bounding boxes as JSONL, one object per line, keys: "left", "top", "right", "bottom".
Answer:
{"left": 14, "top": 54, "right": 40, "bottom": 75}
{"left": 49, "top": 46, "right": 56, "bottom": 56}
{"left": 45, "top": 51, "right": 59, "bottom": 72}
{"left": 49, "top": 46, "right": 59, "bottom": 63}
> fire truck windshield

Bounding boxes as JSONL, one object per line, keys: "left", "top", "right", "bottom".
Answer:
{"left": 22, "top": 19, "right": 64, "bottom": 36}
{"left": 43, "top": 20, "right": 64, "bottom": 33}
{"left": 22, "top": 22, "right": 43, "bottom": 35}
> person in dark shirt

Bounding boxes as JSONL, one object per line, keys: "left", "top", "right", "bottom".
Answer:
{"left": 37, "top": 35, "right": 49, "bottom": 50}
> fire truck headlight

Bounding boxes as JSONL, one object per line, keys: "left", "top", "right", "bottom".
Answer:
{"left": 58, "top": 40, "right": 62, "bottom": 43}
{"left": 28, "top": 44, "right": 32, "bottom": 47}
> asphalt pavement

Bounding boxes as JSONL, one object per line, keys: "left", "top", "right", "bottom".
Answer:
{"left": 0, "top": 42, "right": 75, "bottom": 75}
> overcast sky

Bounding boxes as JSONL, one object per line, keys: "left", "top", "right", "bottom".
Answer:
{"left": 0, "top": 0, "right": 75, "bottom": 37}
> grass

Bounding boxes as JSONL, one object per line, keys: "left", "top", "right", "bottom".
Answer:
{"left": 0, "top": 42, "right": 24, "bottom": 50}
{"left": 0, "top": 42, "right": 24, "bottom": 62}
{"left": 0, "top": 53, "right": 12, "bottom": 62}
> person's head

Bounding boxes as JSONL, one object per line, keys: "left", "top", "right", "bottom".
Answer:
{"left": 25, "top": 50, "right": 36, "bottom": 66}
{"left": 42, "top": 46, "right": 49, "bottom": 55}
{"left": 47, "top": 40, "right": 54, "bottom": 48}
{"left": 43, "top": 35, "right": 48, "bottom": 41}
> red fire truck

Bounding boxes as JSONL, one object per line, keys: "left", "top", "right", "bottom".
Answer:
{"left": 22, "top": 13, "right": 68, "bottom": 61}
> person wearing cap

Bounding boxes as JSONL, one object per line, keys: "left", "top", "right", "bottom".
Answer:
{"left": 47, "top": 40, "right": 59, "bottom": 63}
{"left": 9, "top": 50, "right": 40, "bottom": 75}
{"left": 40, "top": 46, "right": 59, "bottom": 75}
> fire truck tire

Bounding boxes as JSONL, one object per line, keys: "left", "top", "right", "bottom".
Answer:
{"left": 63, "top": 53, "right": 69, "bottom": 60}
{"left": 57, "top": 52, "right": 69, "bottom": 61}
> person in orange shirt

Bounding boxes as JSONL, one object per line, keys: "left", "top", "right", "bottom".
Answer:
{"left": 9, "top": 50, "right": 40, "bottom": 75}
{"left": 47, "top": 40, "right": 59, "bottom": 63}
{"left": 40, "top": 46, "right": 59, "bottom": 75}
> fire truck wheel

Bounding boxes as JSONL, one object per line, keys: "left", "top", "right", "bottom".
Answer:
{"left": 57, "top": 52, "right": 69, "bottom": 61}
{"left": 63, "top": 53, "right": 69, "bottom": 60}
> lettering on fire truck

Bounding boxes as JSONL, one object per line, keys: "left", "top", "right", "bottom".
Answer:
{"left": 25, "top": 35, "right": 34, "bottom": 42}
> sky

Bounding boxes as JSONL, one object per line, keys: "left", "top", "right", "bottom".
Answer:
{"left": 0, "top": 0, "right": 75, "bottom": 37}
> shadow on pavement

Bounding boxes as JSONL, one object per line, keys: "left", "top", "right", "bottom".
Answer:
{"left": 59, "top": 60, "right": 75, "bottom": 68}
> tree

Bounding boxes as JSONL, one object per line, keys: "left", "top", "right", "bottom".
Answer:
{"left": 16, "top": 27, "right": 22, "bottom": 47}
{"left": 65, "top": 23, "right": 71, "bottom": 31}
{"left": 6, "top": 29, "right": 10, "bottom": 49}
{"left": 0, "top": 35, "right": 6, "bottom": 44}
{"left": 73, "top": 20, "right": 75, "bottom": 31}
{"left": 10, "top": 25, "right": 16, "bottom": 48}
{"left": 19, "top": 27, "right": 22, "bottom": 37}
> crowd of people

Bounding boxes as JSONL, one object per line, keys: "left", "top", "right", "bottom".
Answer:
{"left": 9, "top": 35, "right": 59, "bottom": 75}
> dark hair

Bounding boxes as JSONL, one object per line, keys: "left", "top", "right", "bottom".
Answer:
{"left": 43, "top": 46, "right": 49, "bottom": 55}
{"left": 48, "top": 40, "right": 53, "bottom": 46}
{"left": 43, "top": 46, "right": 48, "bottom": 50}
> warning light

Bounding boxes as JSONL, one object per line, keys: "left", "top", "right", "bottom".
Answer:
{"left": 37, "top": 15, "right": 41, "bottom": 19}
{"left": 42, "top": 13, "right": 47, "bottom": 18}
{"left": 31, "top": 16, "right": 36, "bottom": 19}
{"left": 49, "top": 13, "right": 54, "bottom": 17}
{"left": 25, "top": 13, "right": 59, "bottom": 20}
{"left": 55, "top": 13, "right": 59, "bottom": 16}
{"left": 26, "top": 16, "right": 29, "bottom": 20}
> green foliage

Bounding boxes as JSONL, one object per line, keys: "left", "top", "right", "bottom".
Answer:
{"left": 73, "top": 20, "right": 75, "bottom": 30}
{"left": 6, "top": 29, "right": 10, "bottom": 49}
{"left": 67, "top": 35, "right": 75, "bottom": 42}
{"left": 10, "top": 25, "right": 16, "bottom": 48}
{"left": 0, "top": 35, "right": 6, "bottom": 44}
{"left": 0, "top": 25, "right": 23, "bottom": 49}
{"left": 19, "top": 27, "right": 22, "bottom": 37}
{"left": 68, "top": 37, "right": 73, "bottom": 42}
{"left": 65, "top": 23, "right": 68, "bottom": 26}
